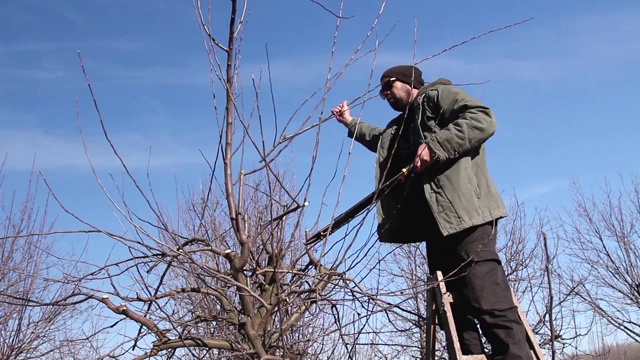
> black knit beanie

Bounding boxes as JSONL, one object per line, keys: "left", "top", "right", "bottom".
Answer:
{"left": 380, "top": 65, "right": 425, "bottom": 89}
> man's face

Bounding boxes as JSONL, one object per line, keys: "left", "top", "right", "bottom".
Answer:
{"left": 379, "top": 77, "right": 413, "bottom": 112}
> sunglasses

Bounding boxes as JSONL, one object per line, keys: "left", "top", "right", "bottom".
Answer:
{"left": 379, "top": 77, "right": 397, "bottom": 99}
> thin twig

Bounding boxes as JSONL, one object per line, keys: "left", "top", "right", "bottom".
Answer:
{"left": 416, "top": 17, "right": 535, "bottom": 65}
{"left": 310, "top": 0, "right": 354, "bottom": 19}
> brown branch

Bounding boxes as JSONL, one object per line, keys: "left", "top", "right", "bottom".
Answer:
{"left": 220, "top": 0, "right": 251, "bottom": 270}
{"left": 233, "top": 0, "right": 248, "bottom": 38}
{"left": 276, "top": 88, "right": 378, "bottom": 144}
{"left": 416, "top": 17, "right": 535, "bottom": 65}
{"left": 98, "top": 294, "right": 167, "bottom": 341}
{"left": 542, "top": 231, "right": 557, "bottom": 359}
{"left": 195, "top": 0, "right": 229, "bottom": 52}
{"left": 259, "top": 1, "right": 391, "bottom": 165}
{"left": 310, "top": 0, "right": 354, "bottom": 19}
{"left": 133, "top": 337, "right": 252, "bottom": 360}
{"left": 453, "top": 80, "right": 491, "bottom": 87}
{"left": 213, "top": 3, "right": 267, "bottom": 355}
{"left": 273, "top": 252, "right": 335, "bottom": 343}
{"left": 76, "top": 52, "right": 171, "bottom": 239}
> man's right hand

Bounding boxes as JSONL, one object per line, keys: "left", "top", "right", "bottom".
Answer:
{"left": 331, "top": 101, "right": 353, "bottom": 128}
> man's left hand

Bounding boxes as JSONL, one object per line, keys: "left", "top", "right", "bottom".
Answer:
{"left": 414, "top": 143, "right": 435, "bottom": 172}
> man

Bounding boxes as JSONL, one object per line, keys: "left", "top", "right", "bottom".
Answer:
{"left": 331, "top": 65, "right": 531, "bottom": 359}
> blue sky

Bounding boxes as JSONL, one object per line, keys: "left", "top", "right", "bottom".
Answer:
{"left": 1, "top": 0, "right": 639, "bottom": 252}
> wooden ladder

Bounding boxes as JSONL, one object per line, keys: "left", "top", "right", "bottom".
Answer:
{"left": 424, "top": 271, "right": 545, "bottom": 360}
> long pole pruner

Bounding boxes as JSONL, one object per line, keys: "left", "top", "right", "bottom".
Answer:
{"left": 306, "top": 164, "right": 415, "bottom": 246}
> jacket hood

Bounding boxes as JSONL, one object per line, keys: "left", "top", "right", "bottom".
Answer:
{"left": 427, "top": 78, "right": 453, "bottom": 87}
{"left": 417, "top": 78, "right": 453, "bottom": 96}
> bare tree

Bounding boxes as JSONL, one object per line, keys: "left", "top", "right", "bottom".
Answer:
{"left": 7, "top": 1, "right": 395, "bottom": 359}
{"left": 560, "top": 177, "right": 640, "bottom": 343}
{"left": 0, "top": 165, "right": 91, "bottom": 360}
{"left": 498, "top": 197, "right": 586, "bottom": 356}
{"left": 380, "top": 243, "right": 449, "bottom": 359}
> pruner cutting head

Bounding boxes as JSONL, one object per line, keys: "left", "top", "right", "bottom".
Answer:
{"left": 399, "top": 163, "right": 415, "bottom": 182}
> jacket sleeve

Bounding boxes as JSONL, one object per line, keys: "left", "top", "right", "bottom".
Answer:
{"left": 347, "top": 118, "right": 384, "bottom": 153}
{"left": 423, "top": 86, "right": 497, "bottom": 162}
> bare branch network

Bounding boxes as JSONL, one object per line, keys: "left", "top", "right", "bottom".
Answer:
{"left": 1, "top": 1, "right": 637, "bottom": 360}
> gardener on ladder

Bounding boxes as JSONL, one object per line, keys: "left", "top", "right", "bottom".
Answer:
{"left": 332, "top": 65, "right": 531, "bottom": 359}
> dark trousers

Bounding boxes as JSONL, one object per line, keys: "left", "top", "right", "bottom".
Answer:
{"left": 426, "top": 221, "right": 531, "bottom": 359}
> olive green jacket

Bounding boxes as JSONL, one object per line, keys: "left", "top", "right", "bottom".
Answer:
{"left": 347, "top": 79, "right": 508, "bottom": 242}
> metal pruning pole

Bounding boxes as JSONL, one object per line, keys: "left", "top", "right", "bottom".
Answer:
{"left": 306, "top": 164, "right": 414, "bottom": 246}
